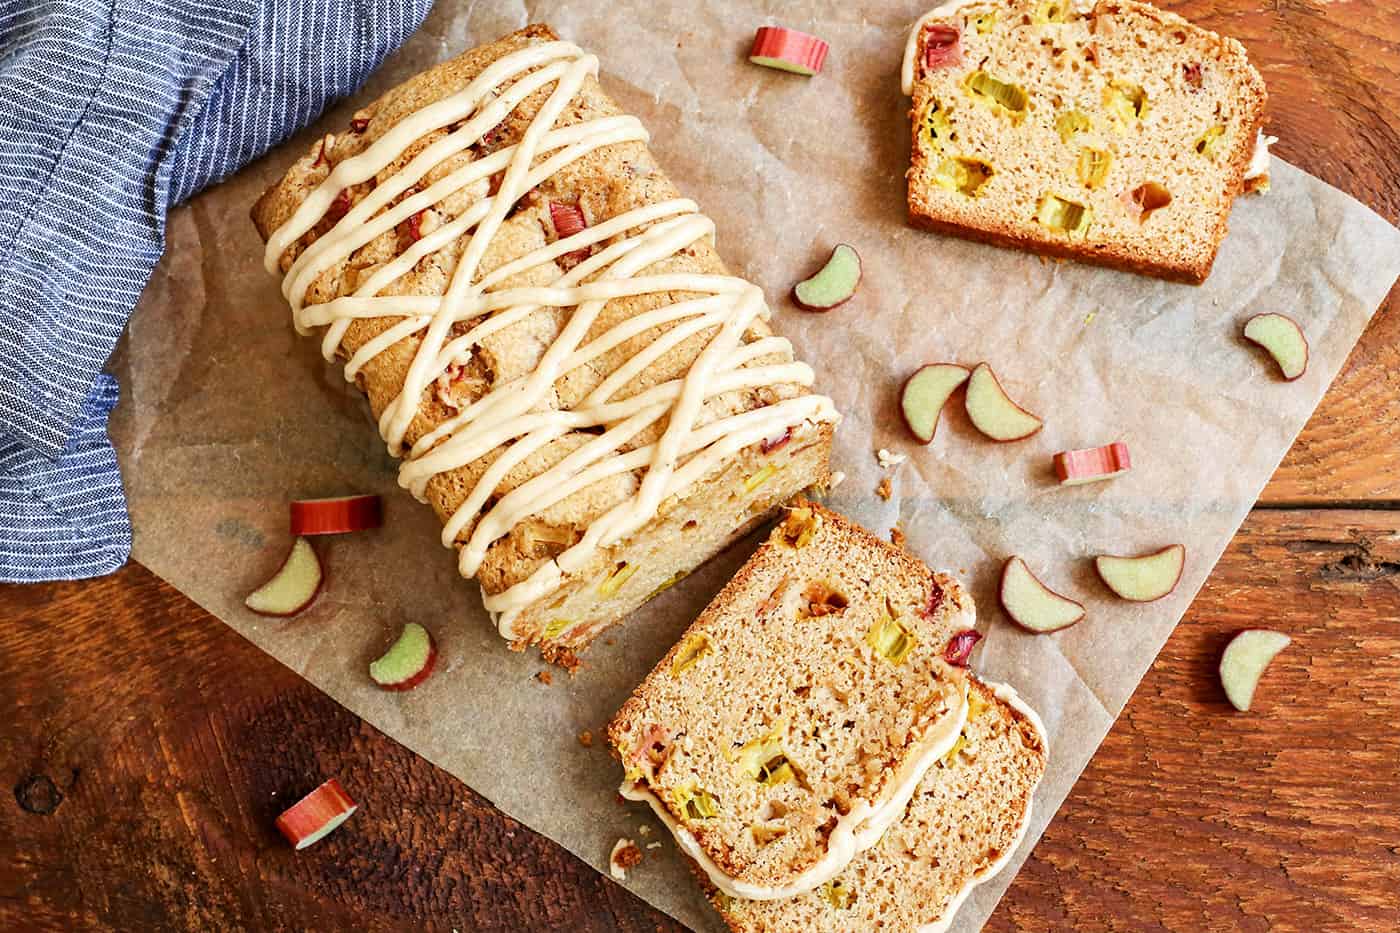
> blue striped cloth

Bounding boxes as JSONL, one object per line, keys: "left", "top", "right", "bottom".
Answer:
{"left": 0, "top": 0, "right": 434, "bottom": 582}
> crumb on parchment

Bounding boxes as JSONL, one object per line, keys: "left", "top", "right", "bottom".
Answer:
{"left": 578, "top": 729, "right": 593, "bottom": 748}
{"left": 610, "top": 838, "right": 642, "bottom": 880}
{"left": 890, "top": 525, "right": 907, "bottom": 549}
{"left": 535, "top": 670, "right": 553, "bottom": 685}
{"left": 876, "top": 447, "right": 907, "bottom": 469}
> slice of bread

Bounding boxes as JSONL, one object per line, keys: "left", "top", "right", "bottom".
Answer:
{"left": 607, "top": 500, "right": 979, "bottom": 898}
{"left": 904, "top": 0, "right": 1266, "bottom": 283}
{"left": 710, "top": 675, "right": 1048, "bottom": 933}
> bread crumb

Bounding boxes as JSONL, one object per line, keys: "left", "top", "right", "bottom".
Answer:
{"left": 828, "top": 470, "right": 846, "bottom": 490}
{"left": 876, "top": 448, "right": 907, "bottom": 469}
{"left": 578, "top": 729, "right": 593, "bottom": 748}
{"left": 646, "top": 841, "right": 662, "bottom": 850}
{"left": 890, "top": 525, "right": 907, "bottom": 549}
{"left": 535, "top": 670, "right": 553, "bottom": 685}
{"left": 610, "top": 838, "right": 642, "bottom": 880}
{"left": 876, "top": 476, "right": 893, "bottom": 500}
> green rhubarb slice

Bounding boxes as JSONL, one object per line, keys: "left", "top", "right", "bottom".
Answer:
{"left": 793, "top": 244, "right": 861, "bottom": 311}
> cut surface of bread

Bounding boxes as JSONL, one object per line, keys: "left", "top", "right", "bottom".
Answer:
{"left": 710, "top": 676, "right": 1048, "bottom": 933}
{"left": 904, "top": 0, "right": 1266, "bottom": 282}
{"left": 251, "top": 26, "right": 836, "bottom": 658}
{"left": 608, "top": 501, "right": 980, "bottom": 897}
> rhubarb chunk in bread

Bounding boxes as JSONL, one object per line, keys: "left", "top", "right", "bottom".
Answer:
{"left": 903, "top": 0, "right": 1267, "bottom": 282}
{"left": 251, "top": 26, "right": 837, "bottom": 662}
{"left": 711, "top": 676, "right": 1048, "bottom": 933}
{"left": 608, "top": 501, "right": 978, "bottom": 898}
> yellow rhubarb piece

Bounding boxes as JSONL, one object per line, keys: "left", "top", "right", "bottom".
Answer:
{"left": 1036, "top": 194, "right": 1091, "bottom": 235}
{"left": 934, "top": 157, "right": 994, "bottom": 197}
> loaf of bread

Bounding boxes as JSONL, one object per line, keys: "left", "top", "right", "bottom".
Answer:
{"left": 252, "top": 26, "right": 837, "bottom": 662}
{"left": 903, "top": 0, "right": 1267, "bottom": 282}
{"left": 711, "top": 675, "right": 1048, "bottom": 933}
{"left": 608, "top": 501, "right": 980, "bottom": 899}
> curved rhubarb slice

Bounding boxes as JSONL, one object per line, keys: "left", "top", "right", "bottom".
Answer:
{"left": 1095, "top": 544, "right": 1185, "bottom": 602}
{"left": 965, "top": 363, "right": 1043, "bottom": 441}
{"left": 275, "top": 778, "right": 357, "bottom": 850}
{"left": 901, "top": 363, "right": 970, "bottom": 443}
{"left": 1220, "top": 630, "right": 1291, "bottom": 711}
{"left": 244, "top": 537, "right": 323, "bottom": 617}
{"left": 792, "top": 244, "right": 861, "bottom": 311}
{"left": 370, "top": 622, "right": 437, "bottom": 691}
{"left": 749, "top": 26, "right": 829, "bottom": 76}
{"left": 289, "top": 494, "right": 383, "bottom": 536}
{"left": 1000, "top": 557, "right": 1085, "bottom": 632}
{"left": 1243, "top": 313, "right": 1308, "bottom": 380}
{"left": 1054, "top": 442, "right": 1132, "bottom": 486}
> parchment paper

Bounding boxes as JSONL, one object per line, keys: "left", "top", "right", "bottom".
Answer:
{"left": 106, "top": 2, "right": 1400, "bottom": 930}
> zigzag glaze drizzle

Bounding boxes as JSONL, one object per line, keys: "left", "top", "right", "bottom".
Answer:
{"left": 264, "top": 40, "right": 838, "bottom": 640}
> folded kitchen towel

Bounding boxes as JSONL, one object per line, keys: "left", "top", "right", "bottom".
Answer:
{"left": 0, "top": 0, "right": 434, "bottom": 582}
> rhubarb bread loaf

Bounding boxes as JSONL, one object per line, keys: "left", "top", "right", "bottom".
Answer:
{"left": 902, "top": 0, "right": 1267, "bottom": 282}
{"left": 252, "top": 26, "right": 837, "bottom": 662}
{"left": 608, "top": 501, "right": 980, "bottom": 898}
{"left": 711, "top": 676, "right": 1048, "bottom": 933}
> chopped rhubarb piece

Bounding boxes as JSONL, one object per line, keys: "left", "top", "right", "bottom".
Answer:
{"left": 349, "top": 116, "right": 370, "bottom": 134}
{"left": 921, "top": 25, "right": 962, "bottom": 73}
{"left": 311, "top": 136, "right": 331, "bottom": 168}
{"left": 1053, "top": 442, "right": 1132, "bottom": 486}
{"left": 275, "top": 778, "right": 357, "bottom": 850}
{"left": 289, "top": 494, "right": 383, "bottom": 536}
{"left": 748, "top": 26, "right": 829, "bottom": 76}
{"left": 1095, "top": 544, "right": 1185, "bottom": 602}
{"left": 326, "top": 189, "right": 352, "bottom": 222}
{"left": 402, "top": 209, "right": 427, "bottom": 243}
{"left": 901, "top": 363, "right": 970, "bottom": 443}
{"left": 1220, "top": 629, "right": 1291, "bottom": 711}
{"left": 369, "top": 622, "right": 437, "bottom": 691}
{"left": 943, "top": 629, "right": 982, "bottom": 666}
{"left": 760, "top": 427, "right": 791, "bottom": 453}
{"left": 549, "top": 200, "right": 587, "bottom": 239}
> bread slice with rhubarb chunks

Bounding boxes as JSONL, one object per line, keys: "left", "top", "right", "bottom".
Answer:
{"left": 607, "top": 500, "right": 981, "bottom": 899}
{"left": 903, "top": 0, "right": 1267, "bottom": 283}
{"left": 251, "top": 25, "right": 837, "bottom": 666}
{"left": 709, "top": 675, "right": 1048, "bottom": 933}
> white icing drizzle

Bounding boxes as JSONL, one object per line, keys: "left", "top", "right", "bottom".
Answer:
{"left": 1244, "top": 130, "right": 1277, "bottom": 182}
{"left": 916, "top": 680, "right": 1048, "bottom": 933}
{"left": 263, "top": 40, "right": 838, "bottom": 639}
{"left": 620, "top": 680, "right": 970, "bottom": 901}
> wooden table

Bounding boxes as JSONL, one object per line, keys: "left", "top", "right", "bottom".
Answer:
{"left": 4, "top": 3, "right": 1399, "bottom": 930}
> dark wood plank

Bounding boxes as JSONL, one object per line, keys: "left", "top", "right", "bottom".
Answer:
{"left": 0, "top": 564, "right": 682, "bottom": 933}
{"left": 5, "top": 509, "right": 1398, "bottom": 931}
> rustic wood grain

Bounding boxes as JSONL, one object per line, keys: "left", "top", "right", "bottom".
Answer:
{"left": 4, "top": 510, "right": 1397, "bottom": 931}
{"left": 4, "top": 1, "right": 1399, "bottom": 930}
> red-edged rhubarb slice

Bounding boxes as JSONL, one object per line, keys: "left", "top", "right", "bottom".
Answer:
{"left": 1054, "top": 442, "right": 1132, "bottom": 486}
{"left": 1220, "top": 630, "right": 1291, "bottom": 711}
{"left": 244, "top": 537, "right": 323, "bottom": 617}
{"left": 370, "top": 622, "right": 437, "bottom": 691}
{"left": 749, "top": 26, "right": 829, "bottom": 76}
{"left": 275, "top": 778, "right": 357, "bottom": 850}
{"left": 549, "top": 200, "right": 587, "bottom": 239}
{"left": 1243, "top": 313, "right": 1308, "bottom": 380}
{"left": 289, "top": 495, "right": 382, "bottom": 536}
{"left": 793, "top": 244, "right": 861, "bottom": 311}
{"left": 1000, "top": 556, "right": 1085, "bottom": 632}
{"left": 901, "top": 363, "right": 971, "bottom": 443}
{"left": 964, "top": 363, "right": 1043, "bottom": 441}
{"left": 1095, "top": 544, "right": 1185, "bottom": 602}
